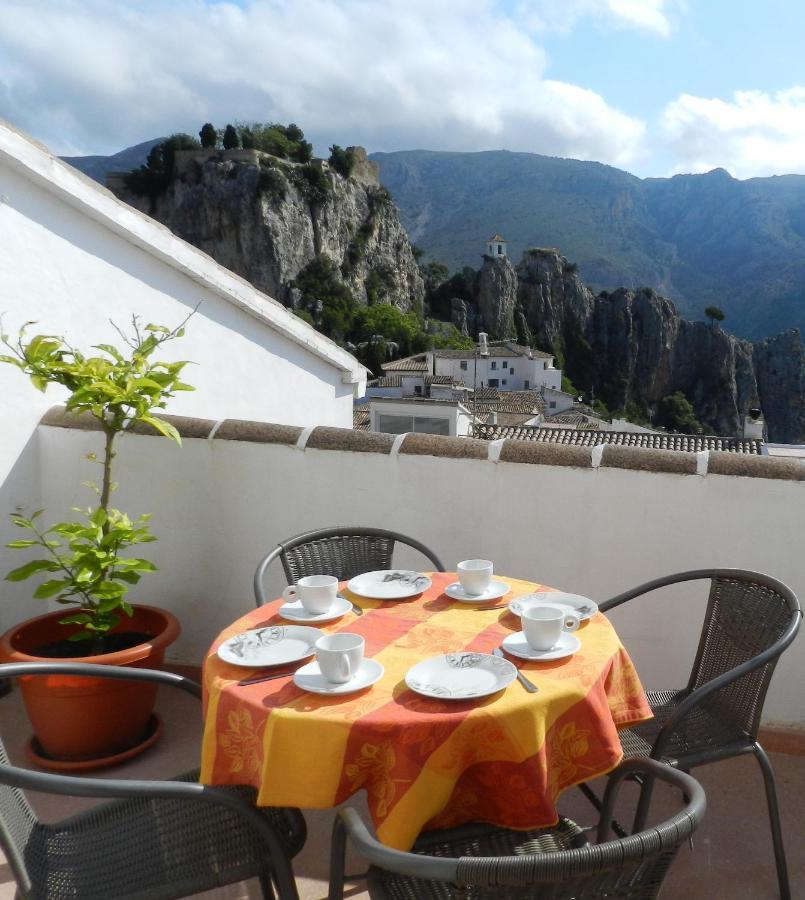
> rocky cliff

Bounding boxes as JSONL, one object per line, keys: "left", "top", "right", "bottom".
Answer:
{"left": 458, "top": 249, "right": 805, "bottom": 442}
{"left": 114, "top": 148, "right": 424, "bottom": 312}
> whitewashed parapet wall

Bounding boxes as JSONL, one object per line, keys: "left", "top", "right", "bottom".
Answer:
{"left": 20, "top": 408, "right": 805, "bottom": 728}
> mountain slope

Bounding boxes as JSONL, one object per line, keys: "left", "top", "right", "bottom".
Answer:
{"left": 62, "top": 138, "right": 162, "bottom": 183}
{"left": 372, "top": 149, "right": 805, "bottom": 339}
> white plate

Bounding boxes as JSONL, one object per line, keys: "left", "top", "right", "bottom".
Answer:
{"left": 278, "top": 595, "right": 353, "bottom": 623}
{"left": 444, "top": 580, "right": 511, "bottom": 604}
{"left": 405, "top": 652, "right": 517, "bottom": 700}
{"left": 217, "top": 625, "right": 320, "bottom": 667}
{"left": 293, "top": 658, "right": 384, "bottom": 695}
{"left": 509, "top": 591, "right": 598, "bottom": 622}
{"left": 502, "top": 631, "right": 581, "bottom": 662}
{"left": 347, "top": 570, "right": 432, "bottom": 600}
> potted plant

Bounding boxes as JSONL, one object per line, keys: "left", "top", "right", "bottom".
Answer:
{"left": 0, "top": 314, "right": 194, "bottom": 768}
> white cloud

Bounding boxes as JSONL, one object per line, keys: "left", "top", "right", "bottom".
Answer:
{"left": 661, "top": 88, "right": 805, "bottom": 177}
{"left": 0, "top": 0, "right": 645, "bottom": 168}
{"left": 516, "top": 0, "right": 679, "bottom": 36}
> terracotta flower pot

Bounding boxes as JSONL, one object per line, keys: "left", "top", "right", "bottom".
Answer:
{"left": 0, "top": 604, "right": 180, "bottom": 766}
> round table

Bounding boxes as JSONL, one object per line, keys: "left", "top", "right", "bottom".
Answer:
{"left": 201, "top": 572, "right": 651, "bottom": 851}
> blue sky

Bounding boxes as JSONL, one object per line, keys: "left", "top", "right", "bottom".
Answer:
{"left": 1, "top": 0, "right": 804, "bottom": 178}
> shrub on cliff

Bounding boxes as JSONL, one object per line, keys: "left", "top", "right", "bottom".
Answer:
{"left": 199, "top": 123, "right": 217, "bottom": 148}
{"left": 124, "top": 133, "right": 201, "bottom": 198}
{"left": 223, "top": 124, "right": 240, "bottom": 150}
{"left": 291, "top": 164, "right": 329, "bottom": 203}
{"left": 328, "top": 145, "right": 356, "bottom": 178}
{"left": 656, "top": 391, "right": 702, "bottom": 434}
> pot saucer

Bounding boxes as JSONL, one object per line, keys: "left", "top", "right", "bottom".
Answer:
{"left": 501, "top": 631, "right": 581, "bottom": 662}
{"left": 26, "top": 714, "right": 163, "bottom": 772}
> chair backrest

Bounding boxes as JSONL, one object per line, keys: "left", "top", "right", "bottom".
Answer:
{"left": 255, "top": 526, "right": 445, "bottom": 606}
{"left": 336, "top": 760, "right": 704, "bottom": 900}
{"left": 0, "top": 738, "right": 38, "bottom": 899}
{"left": 688, "top": 572, "right": 800, "bottom": 738}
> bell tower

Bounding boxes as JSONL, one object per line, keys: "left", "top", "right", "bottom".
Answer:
{"left": 486, "top": 233, "right": 507, "bottom": 258}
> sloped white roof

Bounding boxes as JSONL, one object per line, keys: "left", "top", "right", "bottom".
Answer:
{"left": 0, "top": 119, "right": 367, "bottom": 394}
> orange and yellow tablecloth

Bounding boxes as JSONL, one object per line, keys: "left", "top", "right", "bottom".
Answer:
{"left": 201, "top": 572, "right": 651, "bottom": 850}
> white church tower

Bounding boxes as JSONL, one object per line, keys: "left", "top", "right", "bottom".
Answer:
{"left": 486, "top": 233, "right": 507, "bottom": 258}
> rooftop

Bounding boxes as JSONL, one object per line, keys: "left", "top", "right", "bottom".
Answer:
{"left": 473, "top": 424, "right": 765, "bottom": 454}
{"left": 381, "top": 343, "right": 554, "bottom": 371}
{"left": 352, "top": 406, "right": 370, "bottom": 431}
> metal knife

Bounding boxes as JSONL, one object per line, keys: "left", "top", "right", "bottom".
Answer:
{"left": 493, "top": 647, "right": 538, "bottom": 693}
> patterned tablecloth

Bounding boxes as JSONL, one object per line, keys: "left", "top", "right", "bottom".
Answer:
{"left": 201, "top": 572, "right": 652, "bottom": 851}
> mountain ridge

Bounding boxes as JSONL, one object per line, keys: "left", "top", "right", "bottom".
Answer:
{"left": 372, "top": 148, "right": 805, "bottom": 340}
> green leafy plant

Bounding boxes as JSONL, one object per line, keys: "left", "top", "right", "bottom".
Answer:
{"left": 0, "top": 314, "right": 195, "bottom": 647}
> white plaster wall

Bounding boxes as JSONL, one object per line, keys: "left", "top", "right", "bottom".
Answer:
{"left": 29, "top": 424, "right": 805, "bottom": 727}
{"left": 0, "top": 158, "right": 361, "bottom": 633}
{"left": 434, "top": 357, "right": 561, "bottom": 393}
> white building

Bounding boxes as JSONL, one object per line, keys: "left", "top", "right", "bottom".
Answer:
{"left": 368, "top": 397, "right": 475, "bottom": 437}
{"left": 0, "top": 119, "right": 366, "bottom": 489}
{"left": 382, "top": 341, "right": 562, "bottom": 393}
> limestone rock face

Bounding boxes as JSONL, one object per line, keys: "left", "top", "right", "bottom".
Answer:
{"left": 468, "top": 248, "right": 805, "bottom": 442}
{"left": 117, "top": 153, "right": 424, "bottom": 312}
{"left": 475, "top": 256, "right": 518, "bottom": 339}
{"left": 450, "top": 297, "right": 476, "bottom": 336}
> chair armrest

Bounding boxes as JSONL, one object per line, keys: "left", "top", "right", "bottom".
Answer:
{"left": 598, "top": 568, "right": 794, "bottom": 613}
{"left": 0, "top": 661, "right": 201, "bottom": 698}
{"left": 0, "top": 761, "right": 298, "bottom": 897}
{"left": 650, "top": 609, "right": 802, "bottom": 759}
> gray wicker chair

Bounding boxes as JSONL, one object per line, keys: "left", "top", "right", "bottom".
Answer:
{"left": 254, "top": 526, "right": 445, "bottom": 607}
{"left": 596, "top": 568, "right": 801, "bottom": 900}
{"left": 0, "top": 661, "right": 307, "bottom": 900}
{"left": 328, "top": 758, "right": 705, "bottom": 899}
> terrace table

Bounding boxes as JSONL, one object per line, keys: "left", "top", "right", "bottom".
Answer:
{"left": 200, "top": 572, "right": 651, "bottom": 851}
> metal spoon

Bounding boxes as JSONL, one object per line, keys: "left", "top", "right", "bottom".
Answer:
{"left": 492, "top": 647, "right": 538, "bottom": 693}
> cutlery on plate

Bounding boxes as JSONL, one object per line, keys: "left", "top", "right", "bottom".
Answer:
{"left": 335, "top": 593, "right": 363, "bottom": 616}
{"left": 492, "top": 647, "right": 538, "bottom": 693}
{"left": 238, "top": 668, "right": 300, "bottom": 686}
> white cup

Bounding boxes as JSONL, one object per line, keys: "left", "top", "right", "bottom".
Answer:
{"left": 457, "top": 559, "right": 493, "bottom": 595}
{"left": 315, "top": 633, "right": 364, "bottom": 683}
{"left": 283, "top": 574, "right": 338, "bottom": 615}
{"left": 522, "top": 605, "right": 580, "bottom": 651}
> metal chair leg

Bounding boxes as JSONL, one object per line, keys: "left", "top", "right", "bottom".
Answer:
{"left": 258, "top": 873, "right": 278, "bottom": 899}
{"left": 753, "top": 742, "right": 791, "bottom": 900}
{"left": 328, "top": 815, "right": 348, "bottom": 900}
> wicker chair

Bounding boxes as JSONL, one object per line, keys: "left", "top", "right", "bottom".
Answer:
{"left": 254, "top": 526, "right": 445, "bottom": 607}
{"left": 328, "top": 758, "right": 705, "bottom": 899}
{"left": 596, "top": 568, "right": 801, "bottom": 900}
{"left": 0, "top": 661, "right": 307, "bottom": 900}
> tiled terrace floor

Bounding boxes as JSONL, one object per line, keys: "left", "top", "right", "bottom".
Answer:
{"left": 2, "top": 683, "right": 804, "bottom": 900}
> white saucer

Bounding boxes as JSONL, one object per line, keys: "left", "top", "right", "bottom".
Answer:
{"left": 278, "top": 595, "right": 352, "bottom": 623}
{"left": 293, "top": 658, "right": 384, "bottom": 695}
{"left": 502, "top": 631, "right": 581, "bottom": 662}
{"left": 509, "top": 591, "right": 598, "bottom": 622}
{"left": 444, "top": 580, "right": 511, "bottom": 604}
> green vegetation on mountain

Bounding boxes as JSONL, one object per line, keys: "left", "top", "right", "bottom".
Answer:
{"left": 372, "top": 149, "right": 805, "bottom": 340}
{"left": 292, "top": 254, "right": 471, "bottom": 372}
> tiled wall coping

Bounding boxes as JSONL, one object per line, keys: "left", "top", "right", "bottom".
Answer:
{"left": 39, "top": 406, "right": 805, "bottom": 481}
